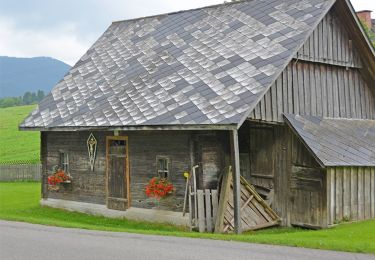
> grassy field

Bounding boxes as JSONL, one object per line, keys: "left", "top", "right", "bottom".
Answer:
{"left": 0, "top": 182, "right": 374, "bottom": 254}
{"left": 0, "top": 105, "right": 39, "bottom": 163}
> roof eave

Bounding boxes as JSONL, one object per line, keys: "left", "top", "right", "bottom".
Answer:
{"left": 19, "top": 124, "right": 237, "bottom": 132}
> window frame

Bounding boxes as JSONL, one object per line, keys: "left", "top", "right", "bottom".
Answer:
{"left": 156, "top": 156, "right": 170, "bottom": 179}
{"left": 59, "top": 150, "right": 69, "bottom": 173}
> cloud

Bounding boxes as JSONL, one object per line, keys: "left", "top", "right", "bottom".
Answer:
{"left": 1, "top": 0, "right": 371, "bottom": 65}
{"left": 0, "top": 0, "right": 223, "bottom": 65}
{"left": 350, "top": 0, "right": 375, "bottom": 16}
{"left": 0, "top": 17, "right": 93, "bottom": 65}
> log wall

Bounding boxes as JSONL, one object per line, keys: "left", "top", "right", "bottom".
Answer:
{"left": 127, "top": 131, "right": 191, "bottom": 211}
{"left": 326, "top": 167, "right": 375, "bottom": 225}
{"left": 44, "top": 131, "right": 108, "bottom": 204}
{"left": 42, "top": 130, "right": 229, "bottom": 212}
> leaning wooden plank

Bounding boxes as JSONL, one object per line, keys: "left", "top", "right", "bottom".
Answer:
{"left": 241, "top": 177, "right": 280, "bottom": 221}
{"left": 205, "top": 189, "right": 212, "bottom": 232}
{"left": 225, "top": 194, "right": 256, "bottom": 231}
{"left": 211, "top": 189, "right": 219, "bottom": 224}
{"left": 215, "top": 167, "right": 280, "bottom": 233}
{"left": 249, "top": 221, "right": 280, "bottom": 231}
{"left": 250, "top": 199, "right": 273, "bottom": 222}
{"left": 214, "top": 166, "right": 232, "bottom": 233}
{"left": 197, "top": 190, "right": 206, "bottom": 233}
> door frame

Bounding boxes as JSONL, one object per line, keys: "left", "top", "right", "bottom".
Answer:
{"left": 105, "top": 136, "right": 130, "bottom": 209}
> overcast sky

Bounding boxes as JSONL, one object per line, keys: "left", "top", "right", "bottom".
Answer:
{"left": 0, "top": 0, "right": 373, "bottom": 65}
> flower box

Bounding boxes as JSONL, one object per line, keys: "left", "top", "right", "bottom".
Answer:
{"left": 47, "top": 169, "right": 72, "bottom": 191}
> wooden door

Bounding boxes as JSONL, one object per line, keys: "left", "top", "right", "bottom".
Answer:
{"left": 106, "top": 136, "right": 129, "bottom": 210}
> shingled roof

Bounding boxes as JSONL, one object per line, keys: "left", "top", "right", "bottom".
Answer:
{"left": 20, "top": 0, "right": 335, "bottom": 130}
{"left": 284, "top": 114, "right": 375, "bottom": 166}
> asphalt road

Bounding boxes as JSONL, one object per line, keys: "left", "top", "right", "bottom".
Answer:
{"left": 0, "top": 220, "right": 372, "bottom": 260}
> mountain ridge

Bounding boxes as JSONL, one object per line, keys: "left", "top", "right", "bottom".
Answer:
{"left": 0, "top": 56, "right": 70, "bottom": 98}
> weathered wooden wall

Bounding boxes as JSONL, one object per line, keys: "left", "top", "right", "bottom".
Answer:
{"left": 42, "top": 130, "right": 229, "bottom": 212}
{"left": 249, "top": 61, "right": 375, "bottom": 122}
{"left": 295, "top": 8, "right": 362, "bottom": 68}
{"left": 327, "top": 167, "right": 375, "bottom": 225}
{"left": 193, "top": 132, "right": 229, "bottom": 190}
{"left": 44, "top": 131, "right": 108, "bottom": 204}
{"left": 249, "top": 7, "right": 375, "bottom": 123}
{"left": 239, "top": 121, "right": 375, "bottom": 228}
{"left": 238, "top": 122, "right": 292, "bottom": 226}
{"left": 289, "top": 133, "right": 327, "bottom": 228}
{"left": 127, "top": 131, "right": 191, "bottom": 211}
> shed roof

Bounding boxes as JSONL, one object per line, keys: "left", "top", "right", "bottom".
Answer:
{"left": 284, "top": 114, "right": 375, "bottom": 167}
{"left": 20, "top": 0, "right": 335, "bottom": 130}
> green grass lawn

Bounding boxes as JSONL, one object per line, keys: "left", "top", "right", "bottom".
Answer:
{"left": 0, "top": 182, "right": 374, "bottom": 254}
{"left": 0, "top": 105, "right": 39, "bottom": 163}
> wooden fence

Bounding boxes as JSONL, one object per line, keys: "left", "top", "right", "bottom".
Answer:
{"left": 0, "top": 164, "right": 41, "bottom": 181}
{"left": 196, "top": 189, "right": 219, "bottom": 233}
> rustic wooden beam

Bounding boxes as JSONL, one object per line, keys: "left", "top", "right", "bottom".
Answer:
{"left": 230, "top": 129, "right": 242, "bottom": 234}
{"left": 214, "top": 166, "right": 232, "bottom": 233}
{"left": 40, "top": 131, "right": 47, "bottom": 199}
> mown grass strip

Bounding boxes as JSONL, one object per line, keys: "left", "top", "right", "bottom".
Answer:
{"left": 0, "top": 182, "right": 374, "bottom": 254}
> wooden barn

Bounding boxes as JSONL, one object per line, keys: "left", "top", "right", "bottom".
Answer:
{"left": 20, "top": 0, "right": 374, "bottom": 233}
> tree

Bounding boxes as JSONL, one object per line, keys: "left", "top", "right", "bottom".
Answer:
{"left": 359, "top": 21, "right": 375, "bottom": 49}
{"left": 22, "top": 91, "right": 33, "bottom": 105}
{"left": 37, "top": 90, "right": 45, "bottom": 101}
{"left": 0, "top": 97, "right": 21, "bottom": 108}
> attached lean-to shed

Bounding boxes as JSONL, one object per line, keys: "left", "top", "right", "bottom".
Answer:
{"left": 20, "top": 0, "right": 374, "bottom": 233}
{"left": 285, "top": 114, "right": 375, "bottom": 227}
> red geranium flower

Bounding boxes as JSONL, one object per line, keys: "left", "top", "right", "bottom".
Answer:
{"left": 47, "top": 169, "right": 71, "bottom": 191}
{"left": 145, "top": 177, "right": 174, "bottom": 200}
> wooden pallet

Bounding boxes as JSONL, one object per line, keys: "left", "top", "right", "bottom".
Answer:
{"left": 215, "top": 167, "right": 280, "bottom": 233}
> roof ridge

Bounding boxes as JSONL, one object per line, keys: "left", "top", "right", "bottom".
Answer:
{"left": 111, "top": 0, "right": 254, "bottom": 24}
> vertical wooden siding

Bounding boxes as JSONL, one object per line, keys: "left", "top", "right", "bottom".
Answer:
{"left": 326, "top": 167, "right": 375, "bottom": 225}
{"left": 249, "top": 62, "right": 375, "bottom": 122}
{"left": 249, "top": 7, "right": 375, "bottom": 123}
{"left": 289, "top": 133, "right": 326, "bottom": 228}
{"left": 238, "top": 122, "right": 292, "bottom": 226}
{"left": 295, "top": 9, "right": 362, "bottom": 68}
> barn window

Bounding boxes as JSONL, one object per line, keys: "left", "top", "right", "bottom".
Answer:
{"left": 59, "top": 151, "right": 69, "bottom": 173}
{"left": 156, "top": 156, "right": 169, "bottom": 179}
